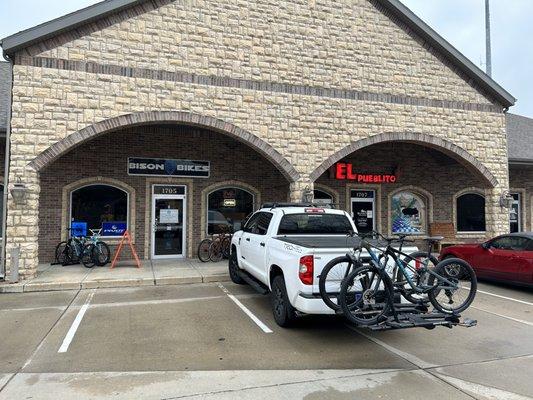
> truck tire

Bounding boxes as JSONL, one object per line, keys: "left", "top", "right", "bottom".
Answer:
{"left": 271, "top": 275, "right": 297, "bottom": 327}
{"left": 228, "top": 250, "right": 245, "bottom": 285}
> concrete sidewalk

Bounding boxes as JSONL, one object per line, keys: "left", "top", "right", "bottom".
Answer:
{"left": 0, "top": 259, "right": 229, "bottom": 293}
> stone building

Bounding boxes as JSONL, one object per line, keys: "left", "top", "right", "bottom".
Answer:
{"left": 0, "top": 0, "right": 522, "bottom": 279}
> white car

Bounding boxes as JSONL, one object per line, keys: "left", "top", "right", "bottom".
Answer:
{"left": 230, "top": 203, "right": 416, "bottom": 327}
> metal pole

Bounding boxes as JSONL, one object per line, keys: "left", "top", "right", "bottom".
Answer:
{"left": 485, "top": 0, "right": 492, "bottom": 77}
{"left": 0, "top": 55, "right": 13, "bottom": 280}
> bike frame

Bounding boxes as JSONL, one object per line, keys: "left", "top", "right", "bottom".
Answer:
{"left": 361, "top": 239, "right": 459, "bottom": 294}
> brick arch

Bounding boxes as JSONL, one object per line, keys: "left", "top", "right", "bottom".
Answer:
{"left": 309, "top": 132, "right": 498, "bottom": 187}
{"left": 28, "top": 111, "right": 300, "bottom": 182}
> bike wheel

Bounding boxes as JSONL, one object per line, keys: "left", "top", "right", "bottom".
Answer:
{"left": 93, "top": 241, "right": 111, "bottom": 266}
{"left": 81, "top": 244, "right": 96, "bottom": 268}
{"left": 397, "top": 251, "right": 439, "bottom": 304}
{"left": 428, "top": 258, "right": 477, "bottom": 314}
{"left": 221, "top": 237, "right": 232, "bottom": 259}
{"left": 209, "top": 239, "right": 224, "bottom": 262}
{"left": 55, "top": 241, "right": 70, "bottom": 265}
{"left": 339, "top": 265, "right": 393, "bottom": 326}
{"left": 319, "top": 256, "right": 359, "bottom": 311}
{"left": 198, "top": 239, "right": 212, "bottom": 262}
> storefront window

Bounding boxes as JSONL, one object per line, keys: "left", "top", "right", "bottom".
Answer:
{"left": 71, "top": 184, "right": 128, "bottom": 237}
{"left": 509, "top": 193, "right": 522, "bottom": 233}
{"left": 391, "top": 191, "right": 427, "bottom": 234}
{"left": 313, "top": 189, "right": 334, "bottom": 207}
{"left": 208, "top": 187, "right": 254, "bottom": 234}
{"left": 457, "top": 193, "right": 486, "bottom": 232}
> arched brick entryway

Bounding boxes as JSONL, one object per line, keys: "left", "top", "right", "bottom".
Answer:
{"left": 309, "top": 132, "right": 498, "bottom": 188}
{"left": 28, "top": 111, "right": 300, "bottom": 183}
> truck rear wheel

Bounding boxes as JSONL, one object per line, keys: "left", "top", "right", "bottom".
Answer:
{"left": 271, "top": 275, "right": 297, "bottom": 327}
{"left": 228, "top": 250, "right": 245, "bottom": 284}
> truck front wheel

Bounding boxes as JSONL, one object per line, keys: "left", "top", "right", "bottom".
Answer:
{"left": 271, "top": 275, "right": 297, "bottom": 327}
{"left": 228, "top": 250, "right": 245, "bottom": 284}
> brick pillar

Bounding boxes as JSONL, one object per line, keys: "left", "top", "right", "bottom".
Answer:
{"left": 5, "top": 166, "right": 40, "bottom": 280}
{"left": 289, "top": 177, "right": 314, "bottom": 203}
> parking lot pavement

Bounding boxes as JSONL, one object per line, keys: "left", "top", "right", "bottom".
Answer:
{"left": 0, "top": 282, "right": 531, "bottom": 399}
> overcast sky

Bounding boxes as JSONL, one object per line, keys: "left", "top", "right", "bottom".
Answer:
{"left": 1, "top": 0, "right": 532, "bottom": 117}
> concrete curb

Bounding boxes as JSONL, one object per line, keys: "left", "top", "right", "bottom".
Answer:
{"left": 0, "top": 274, "right": 231, "bottom": 293}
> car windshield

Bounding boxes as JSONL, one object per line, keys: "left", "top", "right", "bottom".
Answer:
{"left": 278, "top": 213, "right": 353, "bottom": 235}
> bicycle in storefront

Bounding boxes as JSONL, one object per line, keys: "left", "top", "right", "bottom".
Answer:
{"left": 55, "top": 228, "right": 111, "bottom": 268}
{"left": 197, "top": 230, "right": 233, "bottom": 263}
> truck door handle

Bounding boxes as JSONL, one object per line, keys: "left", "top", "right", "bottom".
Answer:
{"left": 246, "top": 238, "right": 250, "bottom": 242}
{"left": 260, "top": 242, "right": 265, "bottom": 247}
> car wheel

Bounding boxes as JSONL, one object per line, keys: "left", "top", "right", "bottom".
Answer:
{"left": 271, "top": 275, "right": 297, "bottom": 328}
{"left": 228, "top": 250, "right": 245, "bottom": 285}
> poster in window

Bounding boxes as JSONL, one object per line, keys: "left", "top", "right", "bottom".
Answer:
{"left": 102, "top": 222, "right": 127, "bottom": 237}
{"left": 160, "top": 209, "right": 180, "bottom": 224}
{"left": 391, "top": 192, "right": 425, "bottom": 234}
{"left": 352, "top": 201, "right": 374, "bottom": 234}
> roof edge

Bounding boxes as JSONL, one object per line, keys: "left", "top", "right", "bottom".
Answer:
{"left": 1, "top": 0, "right": 144, "bottom": 56}
{"left": 376, "top": 0, "right": 516, "bottom": 108}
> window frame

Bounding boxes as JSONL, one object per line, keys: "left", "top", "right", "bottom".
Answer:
{"left": 206, "top": 186, "right": 255, "bottom": 235}
{"left": 69, "top": 183, "right": 130, "bottom": 239}
{"left": 456, "top": 192, "right": 486, "bottom": 234}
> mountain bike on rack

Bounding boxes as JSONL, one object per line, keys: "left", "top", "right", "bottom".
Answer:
{"left": 319, "top": 231, "right": 439, "bottom": 311}
{"left": 338, "top": 231, "right": 477, "bottom": 327}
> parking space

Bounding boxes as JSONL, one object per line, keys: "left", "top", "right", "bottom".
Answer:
{"left": 0, "top": 282, "right": 531, "bottom": 399}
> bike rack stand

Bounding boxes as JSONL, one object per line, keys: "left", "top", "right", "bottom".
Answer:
{"left": 362, "top": 303, "right": 477, "bottom": 331}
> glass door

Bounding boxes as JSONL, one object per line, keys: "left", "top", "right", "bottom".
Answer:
{"left": 510, "top": 193, "right": 521, "bottom": 233}
{"left": 351, "top": 190, "right": 376, "bottom": 234}
{"left": 152, "top": 191, "right": 186, "bottom": 259}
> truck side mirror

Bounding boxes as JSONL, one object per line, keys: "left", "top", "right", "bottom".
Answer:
{"left": 481, "top": 242, "right": 490, "bottom": 250}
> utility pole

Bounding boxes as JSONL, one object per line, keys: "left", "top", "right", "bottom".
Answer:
{"left": 485, "top": 0, "right": 492, "bottom": 77}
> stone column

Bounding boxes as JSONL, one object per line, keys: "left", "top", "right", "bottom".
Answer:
{"left": 485, "top": 187, "right": 510, "bottom": 238}
{"left": 5, "top": 165, "right": 40, "bottom": 280}
{"left": 289, "top": 177, "right": 314, "bottom": 203}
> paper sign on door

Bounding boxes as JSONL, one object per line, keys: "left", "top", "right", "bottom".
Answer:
{"left": 160, "top": 209, "right": 180, "bottom": 224}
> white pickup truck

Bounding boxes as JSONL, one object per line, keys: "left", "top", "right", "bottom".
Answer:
{"left": 229, "top": 203, "right": 417, "bottom": 327}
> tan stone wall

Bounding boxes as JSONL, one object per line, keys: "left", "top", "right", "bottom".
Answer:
{"left": 36, "top": 0, "right": 493, "bottom": 106}
{"left": 5, "top": 0, "right": 511, "bottom": 277}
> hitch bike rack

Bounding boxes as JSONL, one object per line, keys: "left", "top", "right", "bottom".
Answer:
{"left": 361, "top": 303, "right": 477, "bottom": 331}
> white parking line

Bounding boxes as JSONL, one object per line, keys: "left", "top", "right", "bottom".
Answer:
{"left": 477, "top": 289, "right": 533, "bottom": 307}
{"left": 345, "top": 324, "right": 437, "bottom": 369}
{"left": 217, "top": 283, "right": 273, "bottom": 333}
{"left": 58, "top": 290, "right": 95, "bottom": 353}
{"left": 472, "top": 306, "right": 533, "bottom": 327}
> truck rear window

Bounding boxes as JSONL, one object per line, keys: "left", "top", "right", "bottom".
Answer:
{"left": 278, "top": 213, "right": 353, "bottom": 235}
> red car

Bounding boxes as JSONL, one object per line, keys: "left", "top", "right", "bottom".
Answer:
{"left": 440, "top": 233, "right": 533, "bottom": 287}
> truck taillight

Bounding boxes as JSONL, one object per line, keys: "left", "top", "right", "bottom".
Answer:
{"left": 299, "top": 255, "right": 314, "bottom": 285}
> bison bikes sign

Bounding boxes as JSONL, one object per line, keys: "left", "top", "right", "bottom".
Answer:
{"left": 128, "top": 158, "right": 210, "bottom": 178}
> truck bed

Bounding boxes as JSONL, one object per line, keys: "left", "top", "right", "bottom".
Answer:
{"left": 275, "top": 235, "right": 361, "bottom": 249}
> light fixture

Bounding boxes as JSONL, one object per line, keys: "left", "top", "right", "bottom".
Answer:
{"left": 10, "top": 177, "right": 28, "bottom": 204}
{"left": 302, "top": 186, "right": 314, "bottom": 204}
{"left": 499, "top": 190, "right": 513, "bottom": 209}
